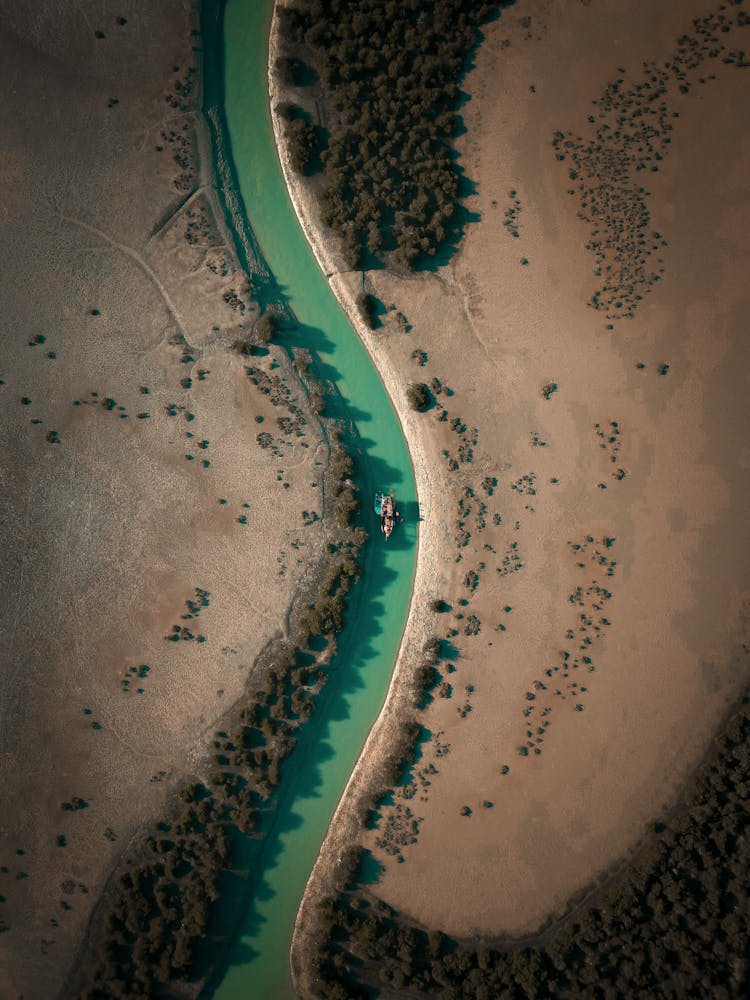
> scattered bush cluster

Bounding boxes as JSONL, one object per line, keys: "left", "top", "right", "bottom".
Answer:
{"left": 255, "top": 312, "right": 278, "bottom": 345}
{"left": 81, "top": 437, "right": 368, "bottom": 997}
{"left": 554, "top": 4, "right": 747, "bottom": 320}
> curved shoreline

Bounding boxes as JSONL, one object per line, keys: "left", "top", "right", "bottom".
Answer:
{"left": 265, "top": 5, "right": 440, "bottom": 996}
{"left": 203, "top": 1, "right": 422, "bottom": 994}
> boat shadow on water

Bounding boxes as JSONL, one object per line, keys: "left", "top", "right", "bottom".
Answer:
{"left": 395, "top": 498, "right": 421, "bottom": 540}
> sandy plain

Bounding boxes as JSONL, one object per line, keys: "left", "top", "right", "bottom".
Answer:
{"left": 274, "top": 0, "right": 750, "bottom": 979}
{"left": 0, "top": 3, "right": 328, "bottom": 997}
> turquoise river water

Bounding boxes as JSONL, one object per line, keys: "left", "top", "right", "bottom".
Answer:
{"left": 209, "top": 0, "right": 418, "bottom": 997}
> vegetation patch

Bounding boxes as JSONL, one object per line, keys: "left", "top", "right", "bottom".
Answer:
{"left": 306, "top": 695, "right": 750, "bottom": 998}
{"left": 356, "top": 292, "right": 378, "bottom": 330}
{"left": 278, "top": 0, "right": 500, "bottom": 269}
{"left": 407, "top": 382, "right": 431, "bottom": 412}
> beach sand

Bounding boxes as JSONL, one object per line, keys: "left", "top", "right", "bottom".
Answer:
{"left": 270, "top": 0, "right": 750, "bottom": 985}
{"left": 0, "top": 4, "right": 328, "bottom": 996}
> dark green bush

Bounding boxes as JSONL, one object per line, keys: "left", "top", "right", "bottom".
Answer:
{"left": 278, "top": 0, "right": 497, "bottom": 269}
{"left": 255, "top": 312, "right": 277, "bottom": 344}
{"left": 407, "top": 382, "right": 430, "bottom": 412}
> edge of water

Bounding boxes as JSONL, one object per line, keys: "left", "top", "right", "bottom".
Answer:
{"left": 201, "top": 0, "right": 274, "bottom": 284}
{"left": 201, "top": 0, "right": 423, "bottom": 994}
{"left": 263, "top": 5, "right": 432, "bottom": 994}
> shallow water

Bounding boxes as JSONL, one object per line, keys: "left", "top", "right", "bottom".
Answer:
{"left": 210, "top": 1, "right": 418, "bottom": 997}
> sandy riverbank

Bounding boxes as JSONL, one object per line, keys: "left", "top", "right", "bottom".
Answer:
{"left": 267, "top": 6, "right": 450, "bottom": 994}
{"left": 271, "top": 0, "right": 750, "bottom": 990}
{"left": 0, "top": 3, "right": 329, "bottom": 995}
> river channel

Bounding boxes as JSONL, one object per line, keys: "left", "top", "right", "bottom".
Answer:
{"left": 207, "top": 0, "right": 418, "bottom": 996}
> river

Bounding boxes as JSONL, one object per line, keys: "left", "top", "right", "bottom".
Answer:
{"left": 206, "top": 0, "right": 418, "bottom": 997}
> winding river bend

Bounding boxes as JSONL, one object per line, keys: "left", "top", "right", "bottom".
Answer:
{"left": 208, "top": 0, "right": 418, "bottom": 997}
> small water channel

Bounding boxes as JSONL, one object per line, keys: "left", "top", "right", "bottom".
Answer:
{"left": 205, "top": 0, "right": 418, "bottom": 996}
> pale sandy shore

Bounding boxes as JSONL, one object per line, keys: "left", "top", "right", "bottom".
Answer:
{"left": 272, "top": 0, "right": 750, "bottom": 993}
{"left": 267, "top": 10, "right": 447, "bottom": 993}
{"left": 0, "top": 4, "right": 329, "bottom": 996}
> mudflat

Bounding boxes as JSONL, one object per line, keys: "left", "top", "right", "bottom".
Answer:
{"left": 279, "top": 0, "right": 750, "bottom": 961}
{"left": 0, "top": 4, "right": 326, "bottom": 995}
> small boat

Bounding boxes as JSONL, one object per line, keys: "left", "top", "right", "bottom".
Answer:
{"left": 374, "top": 489, "right": 401, "bottom": 540}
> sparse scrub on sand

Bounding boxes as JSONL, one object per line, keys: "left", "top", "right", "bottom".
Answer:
{"left": 163, "top": 588, "right": 210, "bottom": 645}
{"left": 554, "top": 6, "right": 746, "bottom": 320}
{"left": 463, "top": 614, "right": 481, "bottom": 636}
{"left": 377, "top": 719, "right": 423, "bottom": 791}
{"left": 61, "top": 797, "right": 88, "bottom": 812}
{"left": 412, "top": 637, "right": 442, "bottom": 709}
{"left": 503, "top": 190, "right": 523, "bottom": 238}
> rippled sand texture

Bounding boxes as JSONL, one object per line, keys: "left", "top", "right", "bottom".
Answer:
{"left": 0, "top": 4, "right": 327, "bottom": 995}
{"left": 331, "top": 0, "right": 749, "bottom": 938}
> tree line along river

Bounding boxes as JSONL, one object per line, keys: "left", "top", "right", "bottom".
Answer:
{"left": 207, "top": 0, "right": 418, "bottom": 996}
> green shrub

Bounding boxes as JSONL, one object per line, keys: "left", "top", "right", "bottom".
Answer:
{"left": 255, "top": 313, "right": 278, "bottom": 344}
{"left": 407, "top": 382, "right": 430, "bottom": 412}
{"left": 286, "top": 117, "right": 324, "bottom": 175}
{"left": 356, "top": 292, "right": 377, "bottom": 330}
